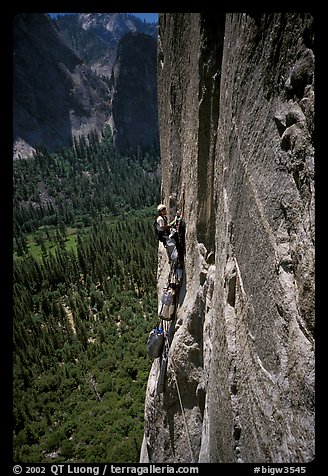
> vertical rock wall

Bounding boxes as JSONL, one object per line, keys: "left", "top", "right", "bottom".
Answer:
{"left": 140, "top": 13, "right": 315, "bottom": 463}
{"left": 110, "top": 32, "right": 159, "bottom": 153}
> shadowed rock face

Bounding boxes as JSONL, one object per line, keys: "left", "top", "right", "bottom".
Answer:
{"left": 110, "top": 32, "right": 159, "bottom": 153}
{"left": 140, "top": 13, "right": 314, "bottom": 464}
{"left": 13, "top": 14, "right": 159, "bottom": 158}
{"left": 13, "top": 13, "right": 111, "bottom": 159}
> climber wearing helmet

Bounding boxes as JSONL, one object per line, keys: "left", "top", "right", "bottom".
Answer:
{"left": 156, "top": 204, "right": 171, "bottom": 246}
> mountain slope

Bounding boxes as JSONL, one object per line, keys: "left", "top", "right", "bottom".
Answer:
{"left": 55, "top": 13, "right": 157, "bottom": 77}
{"left": 13, "top": 13, "right": 111, "bottom": 159}
{"left": 13, "top": 13, "right": 159, "bottom": 158}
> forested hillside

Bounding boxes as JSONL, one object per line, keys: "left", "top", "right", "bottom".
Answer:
{"left": 13, "top": 129, "right": 161, "bottom": 462}
{"left": 55, "top": 13, "right": 112, "bottom": 68}
{"left": 13, "top": 125, "right": 159, "bottom": 239}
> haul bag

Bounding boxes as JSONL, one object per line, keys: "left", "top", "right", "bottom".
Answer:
{"left": 147, "top": 327, "right": 164, "bottom": 358}
{"left": 166, "top": 238, "right": 178, "bottom": 262}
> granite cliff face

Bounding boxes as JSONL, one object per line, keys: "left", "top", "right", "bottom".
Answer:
{"left": 140, "top": 13, "right": 315, "bottom": 463}
{"left": 109, "top": 32, "right": 159, "bottom": 153}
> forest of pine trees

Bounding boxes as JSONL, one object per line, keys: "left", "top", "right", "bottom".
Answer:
{"left": 13, "top": 125, "right": 160, "bottom": 240}
{"left": 13, "top": 128, "right": 161, "bottom": 462}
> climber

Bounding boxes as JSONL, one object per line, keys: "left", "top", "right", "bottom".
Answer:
{"left": 170, "top": 211, "right": 185, "bottom": 265}
{"left": 156, "top": 204, "right": 171, "bottom": 247}
{"left": 169, "top": 209, "right": 182, "bottom": 229}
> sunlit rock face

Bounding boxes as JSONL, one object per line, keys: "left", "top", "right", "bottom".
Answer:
{"left": 140, "top": 13, "right": 315, "bottom": 464}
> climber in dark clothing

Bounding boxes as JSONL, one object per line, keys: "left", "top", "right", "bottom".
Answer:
{"left": 170, "top": 210, "right": 185, "bottom": 264}
{"left": 169, "top": 209, "right": 182, "bottom": 229}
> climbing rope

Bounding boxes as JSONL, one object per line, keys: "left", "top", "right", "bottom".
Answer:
{"left": 173, "top": 367, "right": 195, "bottom": 463}
{"left": 180, "top": 189, "right": 185, "bottom": 220}
{"left": 166, "top": 336, "right": 195, "bottom": 463}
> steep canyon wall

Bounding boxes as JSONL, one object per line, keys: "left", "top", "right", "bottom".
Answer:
{"left": 140, "top": 13, "right": 315, "bottom": 463}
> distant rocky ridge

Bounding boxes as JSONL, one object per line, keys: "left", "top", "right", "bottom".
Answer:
{"left": 56, "top": 13, "right": 157, "bottom": 77}
{"left": 13, "top": 13, "right": 159, "bottom": 159}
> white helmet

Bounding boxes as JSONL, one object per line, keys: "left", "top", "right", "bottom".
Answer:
{"left": 157, "top": 204, "right": 166, "bottom": 212}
